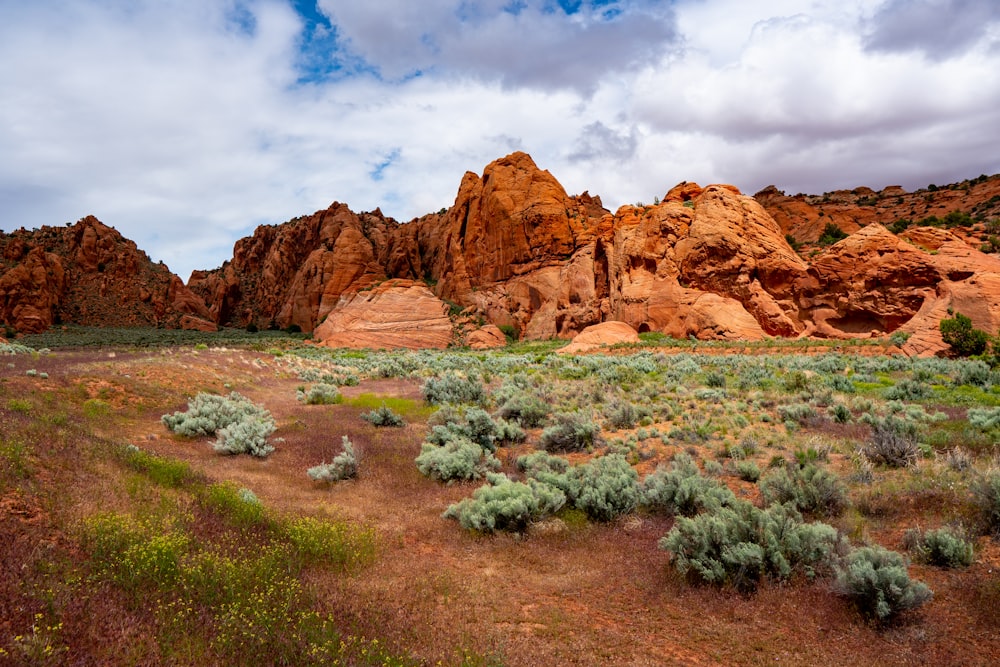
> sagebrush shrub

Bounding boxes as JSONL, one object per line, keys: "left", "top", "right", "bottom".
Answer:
{"left": 517, "top": 451, "right": 580, "bottom": 500}
{"left": 759, "top": 464, "right": 848, "bottom": 518}
{"left": 307, "top": 436, "right": 358, "bottom": 482}
{"left": 861, "top": 422, "right": 918, "bottom": 468}
{"left": 906, "top": 526, "right": 974, "bottom": 568}
{"left": 736, "top": 461, "right": 761, "bottom": 483}
{"left": 660, "top": 500, "right": 841, "bottom": 592}
{"left": 496, "top": 392, "right": 550, "bottom": 427}
{"left": 426, "top": 407, "right": 523, "bottom": 452}
{"left": 570, "top": 454, "right": 640, "bottom": 522}
{"left": 296, "top": 383, "right": 342, "bottom": 405}
{"left": 642, "top": 452, "right": 735, "bottom": 516}
{"left": 361, "top": 404, "right": 406, "bottom": 427}
{"left": 443, "top": 474, "right": 566, "bottom": 532}
{"left": 968, "top": 406, "right": 1000, "bottom": 431}
{"left": 415, "top": 437, "right": 500, "bottom": 482}
{"left": 834, "top": 546, "right": 933, "bottom": 623}
{"left": 162, "top": 392, "right": 270, "bottom": 438}
{"left": 214, "top": 416, "right": 276, "bottom": 457}
{"left": 972, "top": 469, "right": 1000, "bottom": 535}
{"left": 539, "top": 413, "right": 601, "bottom": 452}
{"left": 421, "top": 372, "right": 486, "bottom": 405}
{"left": 604, "top": 401, "right": 647, "bottom": 430}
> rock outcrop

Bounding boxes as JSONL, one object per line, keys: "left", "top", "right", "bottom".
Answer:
{"left": 313, "top": 279, "right": 453, "bottom": 350}
{"left": 0, "top": 217, "right": 212, "bottom": 333}
{"left": 558, "top": 321, "right": 640, "bottom": 354}
{"left": 466, "top": 325, "right": 507, "bottom": 350}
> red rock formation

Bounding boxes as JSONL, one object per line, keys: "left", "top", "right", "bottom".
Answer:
{"left": 188, "top": 204, "right": 395, "bottom": 332}
{"left": 557, "top": 321, "right": 640, "bottom": 354}
{"left": 466, "top": 325, "right": 507, "bottom": 350}
{"left": 313, "top": 279, "right": 452, "bottom": 350}
{"left": 0, "top": 216, "right": 211, "bottom": 333}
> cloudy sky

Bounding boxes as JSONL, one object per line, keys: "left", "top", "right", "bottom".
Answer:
{"left": 2, "top": 0, "right": 999, "bottom": 280}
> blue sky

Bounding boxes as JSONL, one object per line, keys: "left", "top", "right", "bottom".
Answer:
{"left": 2, "top": 0, "right": 999, "bottom": 280}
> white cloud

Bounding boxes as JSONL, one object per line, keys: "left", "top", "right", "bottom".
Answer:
{"left": 1, "top": 0, "right": 999, "bottom": 282}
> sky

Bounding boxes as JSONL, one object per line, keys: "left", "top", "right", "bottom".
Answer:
{"left": 2, "top": 0, "right": 999, "bottom": 281}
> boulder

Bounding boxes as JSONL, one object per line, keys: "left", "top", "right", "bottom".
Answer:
{"left": 314, "top": 280, "right": 453, "bottom": 350}
{"left": 557, "top": 321, "right": 640, "bottom": 354}
{"left": 466, "top": 325, "right": 507, "bottom": 350}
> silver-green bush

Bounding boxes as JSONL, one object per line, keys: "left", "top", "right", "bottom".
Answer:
{"left": 415, "top": 436, "right": 500, "bottom": 483}
{"left": 834, "top": 546, "right": 932, "bottom": 623}
{"left": 442, "top": 474, "right": 566, "bottom": 532}
{"left": 307, "top": 436, "right": 358, "bottom": 482}
{"left": 539, "top": 413, "right": 601, "bottom": 452}
{"left": 759, "top": 464, "right": 848, "bottom": 518}
{"left": 421, "top": 372, "right": 486, "bottom": 405}
{"left": 571, "top": 454, "right": 640, "bottom": 522}
{"left": 642, "top": 453, "right": 735, "bottom": 516}
{"left": 361, "top": 404, "right": 406, "bottom": 427}
{"left": 162, "top": 392, "right": 276, "bottom": 457}
{"left": 296, "top": 383, "right": 343, "bottom": 405}
{"left": 905, "top": 526, "right": 974, "bottom": 568}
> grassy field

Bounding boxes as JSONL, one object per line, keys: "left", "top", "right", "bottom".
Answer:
{"left": 1, "top": 333, "right": 999, "bottom": 665}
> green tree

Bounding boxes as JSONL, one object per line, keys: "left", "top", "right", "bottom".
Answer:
{"left": 939, "top": 312, "right": 989, "bottom": 357}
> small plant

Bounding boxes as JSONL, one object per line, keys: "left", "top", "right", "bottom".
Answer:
{"left": 834, "top": 546, "right": 933, "bottom": 624}
{"left": 361, "top": 404, "right": 406, "bottom": 427}
{"left": 905, "top": 526, "right": 974, "bottom": 568}
{"left": 736, "top": 460, "right": 761, "bottom": 483}
{"left": 307, "top": 436, "right": 358, "bottom": 482}
{"left": 818, "top": 222, "right": 848, "bottom": 245}
{"left": 642, "top": 453, "right": 735, "bottom": 516}
{"left": 443, "top": 474, "right": 567, "bottom": 533}
{"left": 759, "top": 464, "right": 848, "bottom": 518}
{"left": 495, "top": 391, "right": 550, "bottom": 427}
{"left": 296, "top": 383, "right": 342, "bottom": 405}
{"left": 972, "top": 469, "right": 1000, "bottom": 535}
{"left": 604, "top": 401, "right": 644, "bottom": 430}
{"left": 539, "top": 413, "right": 601, "bottom": 452}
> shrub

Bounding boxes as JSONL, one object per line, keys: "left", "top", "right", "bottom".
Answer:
{"left": 214, "top": 416, "right": 276, "bottom": 457}
{"left": 539, "top": 413, "right": 601, "bottom": 452}
{"left": 421, "top": 372, "right": 486, "bottom": 405}
{"left": 818, "top": 222, "right": 848, "bottom": 245}
{"left": 296, "top": 384, "right": 342, "bottom": 405}
{"left": 361, "top": 404, "right": 406, "bottom": 427}
{"left": 443, "top": 474, "right": 566, "bottom": 533}
{"left": 705, "top": 371, "right": 726, "bottom": 388}
{"left": 415, "top": 437, "right": 500, "bottom": 483}
{"left": 968, "top": 406, "right": 1000, "bottom": 431}
{"left": 860, "top": 422, "right": 918, "bottom": 468}
{"left": 604, "top": 401, "right": 645, "bottom": 430}
{"left": 307, "top": 436, "right": 358, "bottom": 482}
{"left": 954, "top": 360, "right": 992, "bottom": 387}
{"left": 905, "top": 527, "right": 974, "bottom": 568}
{"left": 972, "top": 469, "right": 1000, "bottom": 535}
{"left": 829, "top": 403, "right": 852, "bottom": 423}
{"left": 163, "top": 392, "right": 275, "bottom": 457}
{"left": 427, "top": 407, "right": 523, "bottom": 452}
{"left": 571, "top": 454, "right": 640, "bottom": 522}
{"left": 834, "top": 546, "right": 933, "bottom": 623}
{"left": 736, "top": 461, "right": 761, "bottom": 483}
{"left": 660, "top": 500, "right": 841, "bottom": 592}
{"left": 759, "top": 464, "right": 848, "bottom": 518}
{"left": 884, "top": 379, "right": 933, "bottom": 401}
{"left": 517, "top": 451, "right": 579, "bottom": 500}
{"left": 201, "top": 482, "right": 268, "bottom": 528}
{"left": 495, "top": 392, "right": 550, "bottom": 427}
{"left": 939, "top": 312, "right": 990, "bottom": 357}
{"left": 642, "top": 453, "right": 735, "bottom": 516}
{"left": 778, "top": 403, "right": 817, "bottom": 426}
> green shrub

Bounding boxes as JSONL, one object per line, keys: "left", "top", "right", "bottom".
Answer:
{"left": 443, "top": 474, "right": 567, "bottom": 533}
{"left": 421, "top": 372, "right": 486, "bottom": 405}
{"left": 884, "top": 379, "right": 932, "bottom": 401}
{"left": 426, "top": 407, "right": 522, "bottom": 452}
{"left": 495, "top": 392, "right": 550, "bottom": 427}
{"left": 604, "top": 401, "right": 645, "bottom": 430}
{"left": 201, "top": 482, "right": 268, "bottom": 528}
{"left": 296, "top": 383, "right": 342, "bottom": 405}
{"left": 778, "top": 403, "right": 817, "bottom": 426}
{"left": 705, "top": 371, "right": 726, "bottom": 388}
{"left": 415, "top": 437, "right": 500, "bottom": 483}
{"left": 818, "top": 222, "right": 848, "bottom": 245}
{"left": 539, "top": 413, "right": 601, "bottom": 452}
{"left": 660, "top": 500, "right": 841, "bottom": 592}
{"left": 759, "top": 464, "right": 847, "bottom": 518}
{"left": 517, "top": 451, "right": 579, "bottom": 500}
{"left": 120, "top": 446, "right": 194, "bottom": 488}
{"left": 163, "top": 392, "right": 276, "bottom": 457}
{"left": 571, "top": 454, "right": 640, "bottom": 522}
{"left": 214, "top": 416, "right": 276, "bottom": 457}
{"left": 829, "top": 403, "right": 852, "bottom": 423}
{"left": 834, "top": 546, "right": 933, "bottom": 623}
{"left": 361, "top": 404, "right": 406, "bottom": 427}
{"left": 972, "top": 469, "right": 1000, "bottom": 535}
{"left": 939, "top": 312, "right": 990, "bottom": 357}
{"left": 307, "top": 436, "right": 358, "bottom": 482}
{"left": 642, "top": 453, "right": 735, "bottom": 516}
{"left": 905, "top": 527, "right": 974, "bottom": 568}
{"left": 954, "top": 360, "right": 992, "bottom": 387}
{"left": 968, "top": 406, "right": 1000, "bottom": 430}
{"left": 736, "top": 461, "right": 761, "bottom": 483}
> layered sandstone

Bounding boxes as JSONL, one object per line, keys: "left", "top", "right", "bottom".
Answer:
{"left": 313, "top": 280, "right": 453, "bottom": 350}
{"left": 558, "top": 321, "right": 640, "bottom": 354}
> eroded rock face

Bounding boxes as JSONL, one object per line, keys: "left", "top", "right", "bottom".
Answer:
{"left": 466, "top": 325, "right": 507, "bottom": 350}
{"left": 313, "top": 279, "right": 453, "bottom": 350}
{"left": 0, "top": 216, "right": 211, "bottom": 333}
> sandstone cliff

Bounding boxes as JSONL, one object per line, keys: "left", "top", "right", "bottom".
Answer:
{"left": 0, "top": 216, "right": 212, "bottom": 333}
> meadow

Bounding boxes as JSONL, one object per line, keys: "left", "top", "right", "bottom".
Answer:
{"left": 1, "top": 331, "right": 999, "bottom": 665}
